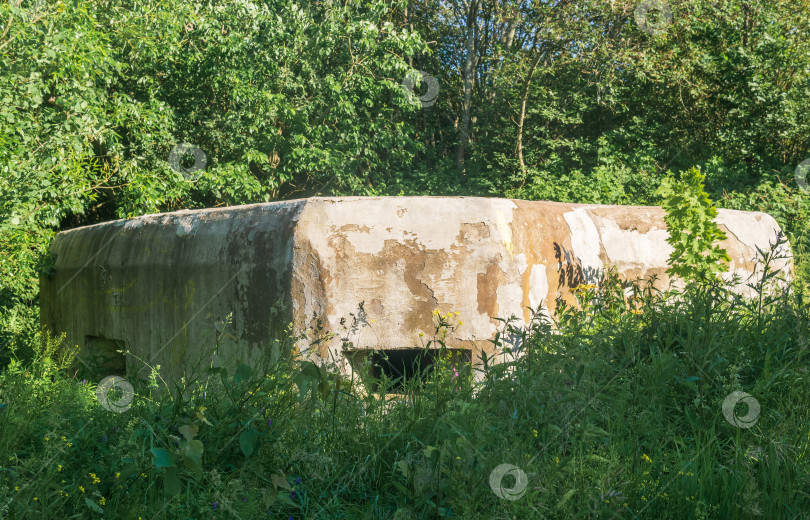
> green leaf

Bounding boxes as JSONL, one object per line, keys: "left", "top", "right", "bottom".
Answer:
{"left": 271, "top": 472, "right": 292, "bottom": 491}
{"left": 178, "top": 424, "right": 197, "bottom": 442}
{"left": 239, "top": 428, "right": 260, "bottom": 457}
{"left": 164, "top": 466, "right": 182, "bottom": 496}
{"left": 84, "top": 497, "right": 104, "bottom": 513}
{"left": 557, "top": 489, "right": 576, "bottom": 509}
{"left": 183, "top": 439, "right": 204, "bottom": 465}
{"left": 150, "top": 448, "right": 177, "bottom": 468}
{"left": 234, "top": 363, "right": 253, "bottom": 385}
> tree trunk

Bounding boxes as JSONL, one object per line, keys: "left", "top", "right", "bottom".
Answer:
{"left": 516, "top": 52, "right": 543, "bottom": 175}
{"left": 456, "top": 0, "right": 479, "bottom": 182}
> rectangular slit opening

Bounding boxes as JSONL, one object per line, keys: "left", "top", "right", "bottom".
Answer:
{"left": 347, "top": 348, "right": 471, "bottom": 394}
{"left": 82, "top": 336, "right": 127, "bottom": 378}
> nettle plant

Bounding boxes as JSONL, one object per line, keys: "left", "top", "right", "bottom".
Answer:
{"left": 657, "top": 167, "right": 731, "bottom": 281}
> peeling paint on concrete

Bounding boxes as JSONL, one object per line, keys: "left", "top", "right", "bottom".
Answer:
{"left": 41, "top": 197, "right": 793, "bottom": 384}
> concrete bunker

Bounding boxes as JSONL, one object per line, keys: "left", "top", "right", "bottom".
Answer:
{"left": 40, "top": 196, "right": 793, "bottom": 387}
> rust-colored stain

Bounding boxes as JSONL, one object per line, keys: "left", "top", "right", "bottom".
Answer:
{"left": 477, "top": 257, "right": 503, "bottom": 318}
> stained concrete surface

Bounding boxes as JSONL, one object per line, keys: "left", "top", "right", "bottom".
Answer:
{"left": 40, "top": 197, "right": 792, "bottom": 383}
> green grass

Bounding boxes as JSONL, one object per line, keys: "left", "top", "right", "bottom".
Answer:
{"left": 0, "top": 268, "right": 808, "bottom": 519}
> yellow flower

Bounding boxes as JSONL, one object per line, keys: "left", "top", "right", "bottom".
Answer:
{"left": 44, "top": 437, "right": 50, "bottom": 442}
{"left": 32, "top": 497, "right": 37, "bottom": 501}
{"left": 67, "top": 443, "right": 73, "bottom": 448}
{"left": 457, "top": 321, "right": 463, "bottom": 326}
{"left": 115, "top": 472, "right": 120, "bottom": 479}
{"left": 79, "top": 486, "right": 85, "bottom": 493}
{"left": 641, "top": 453, "right": 652, "bottom": 463}
{"left": 99, "top": 497, "right": 106, "bottom": 506}
{"left": 532, "top": 429, "right": 538, "bottom": 438}
{"left": 61, "top": 436, "right": 66, "bottom": 441}
{"left": 14, "top": 486, "right": 19, "bottom": 491}
{"left": 555, "top": 457, "right": 560, "bottom": 464}
{"left": 57, "top": 464, "right": 62, "bottom": 472}
{"left": 418, "top": 332, "right": 424, "bottom": 337}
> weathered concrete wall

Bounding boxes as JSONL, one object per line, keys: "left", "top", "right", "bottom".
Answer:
{"left": 41, "top": 197, "right": 792, "bottom": 383}
{"left": 41, "top": 201, "right": 303, "bottom": 382}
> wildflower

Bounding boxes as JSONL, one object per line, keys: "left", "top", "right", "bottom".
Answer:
{"left": 452, "top": 367, "right": 459, "bottom": 378}
{"left": 57, "top": 464, "right": 62, "bottom": 472}
{"left": 99, "top": 497, "right": 106, "bottom": 506}
{"left": 32, "top": 497, "right": 37, "bottom": 501}
{"left": 102, "top": 435, "right": 107, "bottom": 442}
{"left": 115, "top": 472, "right": 120, "bottom": 479}
{"left": 457, "top": 321, "right": 463, "bottom": 326}
{"left": 268, "top": 419, "right": 272, "bottom": 427}
{"left": 90, "top": 473, "right": 100, "bottom": 484}
{"left": 418, "top": 332, "right": 424, "bottom": 337}
{"left": 532, "top": 429, "right": 538, "bottom": 438}
{"left": 61, "top": 436, "right": 66, "bottom": 441}
{"left": 44, "top": 437, "right": 49, "bottom": 441}
{"left": 296, "top": 476, "right": 301, "bottom": 484}
{"left": 213, "top": 501, "right": 218, "bottom": 510}
{"left": 67, "top": 443, "right": 73, "bottom": 448}
{"left": 79, "top": 486, "right": 85, "bottom": 493}
{"left": 14, "top": 486, "right": 19, "bottom": 491}
{"left": 641, "top": 453, "right": 652, "bottom": 463}
{"left": 81, "top": 379, "right": 86, "bottom": 385}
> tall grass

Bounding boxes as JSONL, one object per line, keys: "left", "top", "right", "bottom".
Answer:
{"left": 0, "top": 262, "right": 807, "bottom": 519}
